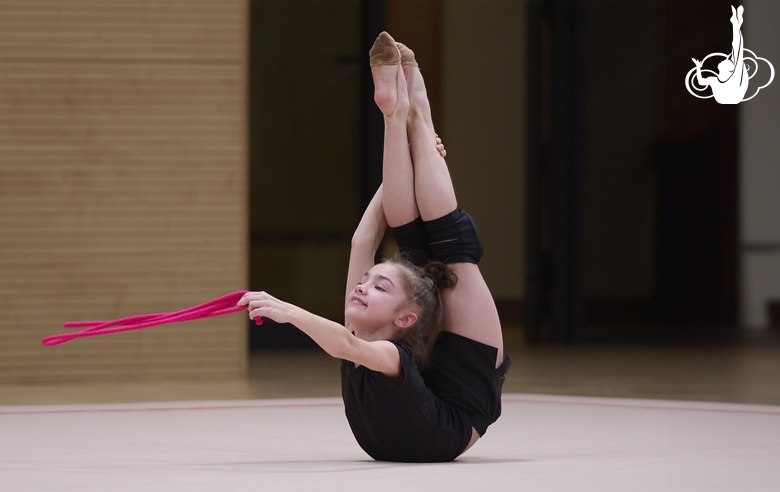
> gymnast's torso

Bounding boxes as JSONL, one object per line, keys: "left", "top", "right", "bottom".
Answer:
{"left": 341, "top": 332, "right": 510, "bottom": 462}
{"left": 340, "top": 341, "right": 473, "bottom": 463}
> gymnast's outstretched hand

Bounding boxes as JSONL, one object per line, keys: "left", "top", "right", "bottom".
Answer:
{"left": 436, "top": 133, "right": 447, "bottom": 157}
{"left": 238, "top": 291, "right": 295, "bottom": 325}
{"left": 419, "top": 133, "right": 447, "bottom": 157}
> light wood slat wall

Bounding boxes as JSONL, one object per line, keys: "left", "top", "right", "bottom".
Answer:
{"left": 0, "top": 1, "right": 248, "bottom": 383}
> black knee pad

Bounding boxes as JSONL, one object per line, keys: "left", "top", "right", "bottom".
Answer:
{"left": 390, "top": 216, "right": 431, "bottom": 267}
{"left": 423, "top": 209, "right": 484, "bottom": 264}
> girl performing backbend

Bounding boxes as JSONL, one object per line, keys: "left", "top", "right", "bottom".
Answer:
{"left": 238, "top": 32, "right": 511, "bottom": 463}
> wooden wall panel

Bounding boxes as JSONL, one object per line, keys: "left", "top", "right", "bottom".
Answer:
{"left": 0, "top": 1, "right": 248, "bottom": 383}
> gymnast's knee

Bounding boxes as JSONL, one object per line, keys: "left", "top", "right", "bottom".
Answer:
{"left": 423, "top": 209, "right": 484, "bottom": 265}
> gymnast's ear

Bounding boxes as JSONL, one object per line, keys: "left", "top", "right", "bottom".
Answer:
{"left": 394, "top": 311, "right": 418, "bottom": 329}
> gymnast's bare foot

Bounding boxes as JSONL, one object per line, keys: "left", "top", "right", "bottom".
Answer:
{"left": 369, "top": 32, "right": 406, "bottom": 116}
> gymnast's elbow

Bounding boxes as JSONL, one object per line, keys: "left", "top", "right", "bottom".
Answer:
{"left": 350, "top": 232, "right": 378, "bottom": 253}
{"left": 319, "top": 326, "right": 356, "bottom": 362}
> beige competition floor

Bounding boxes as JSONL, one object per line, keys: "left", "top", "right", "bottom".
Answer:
{"left": 2, "top": 328, "right": 780, "bottom": 491}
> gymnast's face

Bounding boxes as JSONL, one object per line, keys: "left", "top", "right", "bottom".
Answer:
{"left": 345, "top": 263, "right": 416, "bottom": 335}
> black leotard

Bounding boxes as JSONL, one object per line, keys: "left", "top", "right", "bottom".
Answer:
{"left": 341, "top": 333, "right": 510, "bottom": 462}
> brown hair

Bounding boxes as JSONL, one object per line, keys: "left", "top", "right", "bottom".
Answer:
{"left": 384, "top": 257, "right": 458, "bottom": 368}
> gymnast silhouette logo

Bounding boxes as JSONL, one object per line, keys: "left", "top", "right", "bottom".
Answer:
{"left": 685, "top": 5, "right": 774, "bottom": 104}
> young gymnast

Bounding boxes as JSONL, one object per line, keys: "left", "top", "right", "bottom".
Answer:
{"left": 238, "top": 31, "right": 510, "bottom": 463}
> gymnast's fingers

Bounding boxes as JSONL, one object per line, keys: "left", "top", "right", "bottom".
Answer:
{"left": 248, "top": 307, "right": 264, "bottom": 321}
{"left": 237, "top": 291, "right": 270, "bottom": 307}
{"left": 247, "top": 298, "right": 271, "bottom": 318}
{"left": 248, "top": 297, "right": 292, "bottom": 324}
{"left": 237, "top": 292, "right": 255, "bottom": 306}
{"left": 435, "top": 134, "right": 446, "bottom": 157}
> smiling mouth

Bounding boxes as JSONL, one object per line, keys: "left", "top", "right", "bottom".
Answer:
{"left": 349, "top": 296, "right": 367, "bottom": 307}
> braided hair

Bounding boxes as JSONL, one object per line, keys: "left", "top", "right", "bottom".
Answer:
{"left": 384, "top": 256, "right": 458, "bottom": 368}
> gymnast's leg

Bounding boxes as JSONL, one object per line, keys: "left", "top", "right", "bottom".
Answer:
{"left": 405, "top": 56, "right": 504, "bottom": 368}
{"left": 370, "top": 32, "right": 418, "bottom": 229}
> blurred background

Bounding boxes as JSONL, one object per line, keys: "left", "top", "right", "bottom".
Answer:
{"left": 1, "top": 0, "right": 778, "bottom": 405}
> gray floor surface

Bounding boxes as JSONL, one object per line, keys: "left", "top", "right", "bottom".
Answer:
{"left": 2, "top": 393, "right": 779, "bottom": 492}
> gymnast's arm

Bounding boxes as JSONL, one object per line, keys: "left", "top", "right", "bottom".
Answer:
{"left": 344, "top": 185, "right": 387, "bottom": 312}
{"left": 236, "top": 189, "right": 398, "bottom": 376}
{"left": 237, "top": 291, "right": 400, "bottom": 376}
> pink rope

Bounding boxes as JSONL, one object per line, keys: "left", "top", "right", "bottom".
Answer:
{"left": 42, "top": 290, "right": 262, "bottom": 347}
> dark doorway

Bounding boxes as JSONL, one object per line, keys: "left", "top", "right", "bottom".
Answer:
{"left": 525, "top": 0, "right": 739, "bottom": 342}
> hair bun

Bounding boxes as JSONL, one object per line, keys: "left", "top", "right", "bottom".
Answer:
{"left": 423, "top": 262, "right": 458, "bottom": 290}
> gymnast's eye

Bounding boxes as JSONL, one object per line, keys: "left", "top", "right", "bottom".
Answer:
{"left": 375, "top": 285, "right": 386, "bottom": 292}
